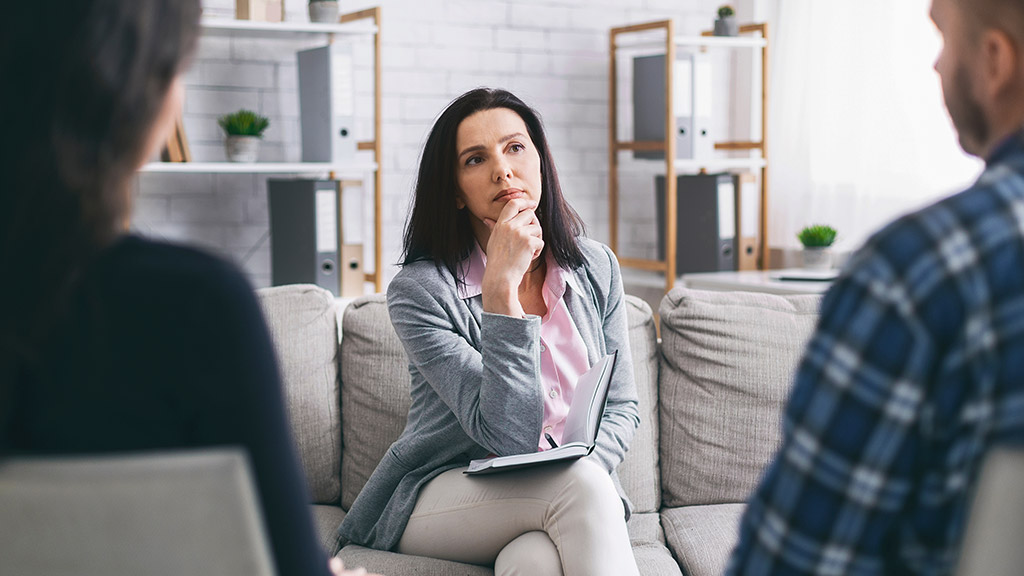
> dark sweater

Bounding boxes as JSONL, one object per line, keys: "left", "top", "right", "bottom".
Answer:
{"left": 10, "top": 235, "right": 329, "bottom": 576}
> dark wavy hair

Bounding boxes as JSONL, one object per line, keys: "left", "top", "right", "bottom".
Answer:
{"left": 402, "top": 88, "right": 586, "bottom": 282}
{"left": 0, "top": 0, "right": 201, "bottom": 445}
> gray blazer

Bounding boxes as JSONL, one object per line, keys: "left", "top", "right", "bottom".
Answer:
{"left": 337, "top": 237, "right": 640, "bottom": 551}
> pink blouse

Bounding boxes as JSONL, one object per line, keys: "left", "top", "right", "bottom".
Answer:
{"left": 458, "top": 244, "right": 592, "bottom": 451}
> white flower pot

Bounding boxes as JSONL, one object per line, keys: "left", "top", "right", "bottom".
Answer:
{"left": 802, "top": 247, "right": 833, "bottom": 270}
{"left": 308, "top": 1, "right": 339, "bottom": 23}
{"left": 225, "top": 135, "right": 261, "bottom": 163}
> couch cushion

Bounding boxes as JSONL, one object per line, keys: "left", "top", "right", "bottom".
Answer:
{"left": 628, "top": 513, "right": 683, "bottom": 576}
{"left": 340, "top": 294, "right": 412, "bottom": 511}
{"left": 634, "top": 542, "right": 684, "bottom": 576}
{"left": 616, "top": 296, "right": 661, "bottom": 514}
{"left": 311, "top": 504, "right": 346, "bottom": 556}
{"left": 626, "top": 511, "right": 664, "bottom": 546}
{"left": 258, "top": 285, "right": 341, "bottom": 506}
{"left": 338, "top": 545, "right": 493, "bottom": 576}
{"left": 661, "top": 503, "right": 745, "bottom": 576}
{"left": 659, "top": 288, "right": 819, "bottom": 507}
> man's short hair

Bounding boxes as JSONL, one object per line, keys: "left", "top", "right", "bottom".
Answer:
{"left": 956, "top": 0, "right": 1024, "bottom": 46}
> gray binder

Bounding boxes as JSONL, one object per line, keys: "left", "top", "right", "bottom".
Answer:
{"left": 268, "top": 179, "right": 340, "bottom": 295}
{"left": 633, "top": 53, "right": 713, "bottom": 160}
{"left": 655, "top": 173, "right": 736, "bottom": 274}
{"left": 298, "top": 43, "right": 356, "bottom": 164}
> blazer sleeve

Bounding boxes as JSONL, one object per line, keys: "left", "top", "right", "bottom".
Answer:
{"left": 387, "top": 272, "right": 545, "bottom": 457}
{"left": 589, "top": 244, "right": 640, "bottom": 473}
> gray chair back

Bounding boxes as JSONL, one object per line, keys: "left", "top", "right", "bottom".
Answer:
{"left": 0, "top": 449, "right": 276, "bottom": 576}
{"left": 956, "top": 447, "right": 1024, "bottom": 576}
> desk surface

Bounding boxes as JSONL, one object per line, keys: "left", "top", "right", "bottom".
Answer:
{"left": 681, "top": 269, "right": 836, "bottom": 296}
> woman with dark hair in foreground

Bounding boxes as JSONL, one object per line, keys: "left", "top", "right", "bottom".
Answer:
{"left": 338, "top": 88, "right": 641, "bottom": 575}
{"left": 0, "top": 2, "right": 370, "bottom": 574}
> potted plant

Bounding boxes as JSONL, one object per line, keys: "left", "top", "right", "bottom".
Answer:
{"left": 797, "top": 224, "right": 838, "bottom": 270}
{"left": 308, "top": 0, "right": 339, "bottom": 23}
{"left": 714, "top": 5, "right": 739, "bottom": 37}
{"left": 218, "top": 109, "right": 270, "bottom": 163}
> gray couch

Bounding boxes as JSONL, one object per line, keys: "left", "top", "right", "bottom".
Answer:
{"left": 257, "top": 284, "right": 821, "bottom": 576}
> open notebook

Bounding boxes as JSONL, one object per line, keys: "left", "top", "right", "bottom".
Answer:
{"left": 465, "top": 350, "right": 618, "bottom": 475}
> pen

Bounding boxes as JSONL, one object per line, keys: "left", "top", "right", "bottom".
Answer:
{"left": 544, "top": 433, "right": 558, "bottom": 449}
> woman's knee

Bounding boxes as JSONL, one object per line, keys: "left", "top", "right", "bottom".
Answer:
{"left": 495, "top": 531, "right": 562, "bottom": 576}
{"left": 552, "top": 459, "right": 623, "bottom": 520}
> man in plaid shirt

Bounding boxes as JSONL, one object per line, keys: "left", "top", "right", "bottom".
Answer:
{"left": 726, "top": 0, "right": 1024, "bottom": 574}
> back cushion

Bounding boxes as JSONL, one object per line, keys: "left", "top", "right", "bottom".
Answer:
{"left": 658, "top": 287, "right": 820, "bottom": 507}
{"left": 615, "top": 295, "right": 661, "bottom": 514}
{"left": 257, "top": 285, "right": 341, "bottom": 505}
{"left": 340, "top": 295, "right": 411, "bottom": 511}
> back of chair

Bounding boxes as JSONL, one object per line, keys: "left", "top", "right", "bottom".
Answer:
{"left": 0, "top": 449, "right": 276, "bottom": 576}
{"left": 956, "top": 447, "right": 1024, "bottom": 576}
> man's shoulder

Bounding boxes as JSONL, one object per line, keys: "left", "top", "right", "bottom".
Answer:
{"left": 841, "top": 166, "right": 1024, "bottom": 314}
{"left": 863, "top": 170, "right": 1024, "bottom": 264}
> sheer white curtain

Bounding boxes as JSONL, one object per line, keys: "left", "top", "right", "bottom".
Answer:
{"left": 768, "top": 0, "right": 983, "bottom": 251}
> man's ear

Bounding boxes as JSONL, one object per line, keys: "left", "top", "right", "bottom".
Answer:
{"left": 981, "top": 28, "right": 1020, "bottom": 99}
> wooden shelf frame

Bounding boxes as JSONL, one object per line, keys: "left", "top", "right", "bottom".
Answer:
{"left": 609, "top": 20, "right": 770, "bottom": 293}
{"left": 338, "top": 6, "right": 384, "bottom": 293}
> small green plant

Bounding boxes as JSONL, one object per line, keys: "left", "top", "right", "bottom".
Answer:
{"left": 717, "top": 5, "right": 735, "bottom": 18}
{"left": 218, "top": 109, "right": 270, "bottom": 138}
{"left": 797, "top": 225, "right": 838, "bottom": 248}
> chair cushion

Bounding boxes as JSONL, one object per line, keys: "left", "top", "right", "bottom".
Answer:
{"left": 340, "top": 294, "right": 412, "bottom": 511}
{"left": 338, "top": 545, "right": 493, "bottom": 576}
{"left": 616, "top": 296, "right": 661, "bottom": 514}
{"left": 658, "top": 288, "right": 820, "bottom": 507}
{"left": 258, "top": 284, "right": 341, "bottom": 506}
{"left": 661, "top": 503, "right": 746, "bottom": 576}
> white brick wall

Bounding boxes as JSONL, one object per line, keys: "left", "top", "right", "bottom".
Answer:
{"left": 133, "top": 0, "right": 751, "bottom": 289}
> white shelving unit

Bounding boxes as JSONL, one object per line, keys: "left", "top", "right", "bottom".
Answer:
{"left": 616, "top": 35, "right": 767, "bottom": 50}
{"left": 140, "top": 162, "right": 377, "bottom": 174}
{"left": 144, "top": 8, "right": 385, "bottom": 292}
{"left": 609, "top": 19, "right": 770, "bottom": 293}
{"left": 674, "top": 158, "right": 766, "bottom": 172}
{"left": 198, "top": 17, "right": 376, "bottom": 37}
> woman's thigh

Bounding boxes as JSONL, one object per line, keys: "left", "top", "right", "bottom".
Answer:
{"left": 396, "top": 459, "right": 621, "bottom": 566}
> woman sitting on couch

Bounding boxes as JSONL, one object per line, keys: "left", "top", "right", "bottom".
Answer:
{"left": 0, "top": 1, "right": 370, "bottom": 575}
{"left": 338, "top": 88, "right": 641, "bottom": 575}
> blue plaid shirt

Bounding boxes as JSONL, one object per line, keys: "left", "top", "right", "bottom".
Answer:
{"left": 726, "top": 129, "right": 1024, "bottom": 576}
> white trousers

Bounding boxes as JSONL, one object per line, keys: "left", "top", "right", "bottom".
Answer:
{"left": 395, "top": 459, "right": 640, "bottom": 576}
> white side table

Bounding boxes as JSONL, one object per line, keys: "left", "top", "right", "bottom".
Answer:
{"left": 681, "top": 269, "right": 836, "bottom": 296}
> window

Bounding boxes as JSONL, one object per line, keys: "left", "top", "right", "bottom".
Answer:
{"left": 768, "top": 0, "right": 982, "bottom": 251}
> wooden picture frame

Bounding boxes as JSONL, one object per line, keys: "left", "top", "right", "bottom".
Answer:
{"left": 161, "top": 116, "right": 191, "bottom": 163}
